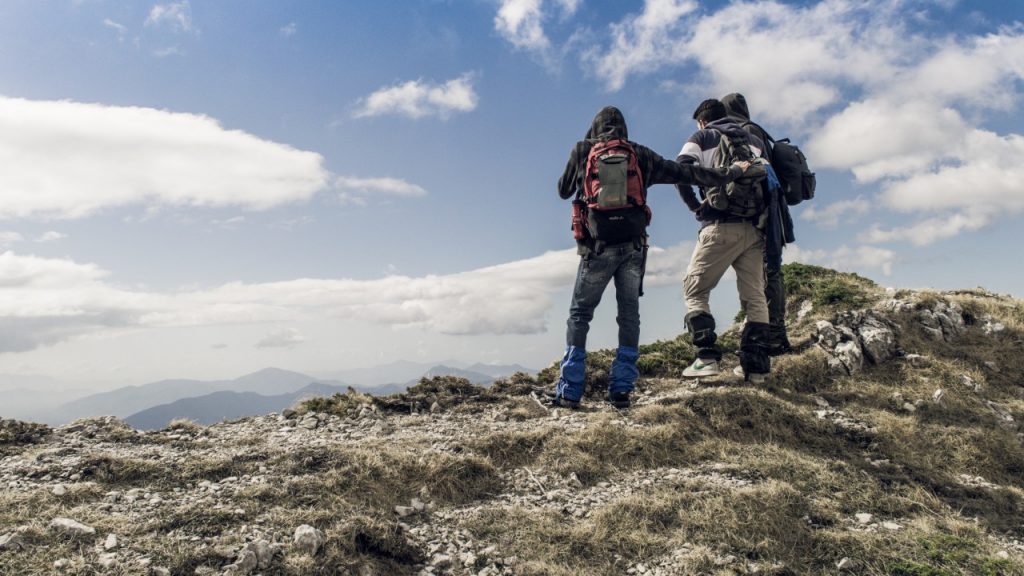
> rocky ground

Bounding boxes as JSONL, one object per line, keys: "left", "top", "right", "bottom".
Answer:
{"left": 1, "top": 266, "right": 1023, "bottom": 575}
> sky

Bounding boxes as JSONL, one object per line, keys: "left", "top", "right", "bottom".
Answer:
{"left": 1, "top": 0, "right": 1022, "bottom": 391}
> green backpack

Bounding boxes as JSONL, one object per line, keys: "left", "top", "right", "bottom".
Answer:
{"left": 704, "top": 130, "right": 767, "bottom": 218}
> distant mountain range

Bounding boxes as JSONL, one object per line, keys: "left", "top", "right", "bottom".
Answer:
{"left": 314, "top": 361, "right": 534, "bottom": 387}
{"left": 44, "top": 368, "right": 325, "bottom": 426}
{"left": 33, "top": 362, "right": 535, "bottom": 429}
{"left": 125, "top": 382, "right": 352, "bottom": 430}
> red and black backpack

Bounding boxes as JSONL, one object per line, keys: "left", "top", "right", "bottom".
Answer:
{"left": 572, "top": 139, "right": 649, "bottom": 246}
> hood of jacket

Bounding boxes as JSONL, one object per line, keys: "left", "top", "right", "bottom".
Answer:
{"left": 704, "top": 116, "right": 749, "bottom": 141}
{"left": 586, "top": 106, "right": 629, "bottom": 141}
{"left": 721, "top": 93, "right": 751, "bottom": 122}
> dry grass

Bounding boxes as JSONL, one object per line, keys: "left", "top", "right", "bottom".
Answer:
{"left": 2, "top": 276, "right": 1023, "bottom": 575}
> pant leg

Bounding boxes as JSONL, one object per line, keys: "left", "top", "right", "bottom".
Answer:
{"left": 683, "top": 223, "right": 743, "bottom": 359}
{"left": 609, "top": 346, "right": 639, "bottom": 395}
{"left": 732, "top": 224, "right": 769, "bottom": 325}
{"left": 566, "top": 251, "right": 617, "bottom": 349}
{"left": 734, "top": 224, "right": 771, "bottom": 375}
{"left": 764, "top": 262, "right": 790, "bottom": 352}
{"left": 556, "top": 346, "right": 587, "bottom": 402}
{"left": 613, "top": 244, "right": 644, "bottom": 349}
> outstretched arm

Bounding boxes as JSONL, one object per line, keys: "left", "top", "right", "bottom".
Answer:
{"left": 557, "top": 142, "right": 587, "bottom": 200}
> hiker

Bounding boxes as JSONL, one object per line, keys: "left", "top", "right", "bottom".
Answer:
{"left": 554, "top": 105, "right": 751, "bottom": 409}
{"left": 675, "top": 98, "right": 772, "bottom": 383}
{"left": 721, "top": 93, "right": 797, "bottom": 356}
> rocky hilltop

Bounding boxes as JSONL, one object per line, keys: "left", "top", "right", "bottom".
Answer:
{"left": 1, "top": 265, "right": 1022, "bottom": 575}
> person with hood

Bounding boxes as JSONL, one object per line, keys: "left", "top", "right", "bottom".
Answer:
{"left": 675, "top": 98, "right": 772, "bottom": 383}
{"left": 554, "top": 106, "right": 750, "bottom": 409}
{"left": 721, "top": 92, "right": 796, "bottom": 356}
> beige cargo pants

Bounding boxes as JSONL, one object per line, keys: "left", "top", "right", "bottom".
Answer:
{"left": 683, "top": 221, "right": 769, "bottom": 323}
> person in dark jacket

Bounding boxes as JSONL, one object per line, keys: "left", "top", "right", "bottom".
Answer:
{"left": 721, "top": 93, "right": 796, "bottom": 355}
{"left": 554, "top": 106, "right": 749, "bottom": 409}
{"left": 675, "top": 99, "right": 772, "bottom": 383}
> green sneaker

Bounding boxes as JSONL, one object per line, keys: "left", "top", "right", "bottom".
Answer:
{"left": 683, "top": 359, "right": 720, "bottom": 377}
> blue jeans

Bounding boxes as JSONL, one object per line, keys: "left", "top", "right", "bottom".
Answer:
{"left": 566, "top": 242, "right": 643, "bottom": 350}
{"left": 556, "top": 242, "right": 643, "bottom": 402}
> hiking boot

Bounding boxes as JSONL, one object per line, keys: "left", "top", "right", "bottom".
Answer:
{"left": 682, "top": 358, "right": 720, "bottom": 377}
{"left": 551, "top": 396, "right": 581, "bottom": 409}
{"left": 733, "top": 365, "right": 768, "bottom": 384}
{"left": 608, "top": 391, "right": 631, "bottom": 409}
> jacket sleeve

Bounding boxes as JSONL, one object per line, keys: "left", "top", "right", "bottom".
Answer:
{"left": 639, "top": 144, "right": 741, "bottom": 188}
{"left": 557, "top": 142, "right": 586, "bottom": 200}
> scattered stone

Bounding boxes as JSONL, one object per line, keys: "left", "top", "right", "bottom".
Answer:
{"left": 983, "top": 315, "right": 1006, "bottom": 336}
{"left": 395, "top": 505, "right": 416, "bottom": 517}
{"left": 53, "top": 558, "right": 70, "bottom": 570}
{"left": 244, "top": 540, "right": 274, "bottom": 569}
{"left": 98, "top": 552, "right": 117, "bottom": 569}
{"left": 431, "top": 554, "right": 452, "bottom": 568}
{"left": 150, "top": 568, "right": 171, "bottom": 576}
{"left": 932, "top": 389, "right": 944, "bottom": 403}
{"left": 0, "top": 532, "right": 24, "bottom": 551}
{"left": 857, "top": 315, "right": 897, "bottom": 364}
{"left": 997, "top": 551, "right": 1010, "bottom": 560}
{"left": 797, "top": 300, "right": 814, "bottom": 320}
{"left": 224, "top": 549, "right": 257, "bottom": 575}
{"left": 49, "top": 517, "right": 96, "bottom": 537}
{"left": 837, "top": 557, "right": 852, "bottom": 570}
{"left": 855, "top": 513, "right": 873, "bottom": 524}
{"left": 904, "top": 354, "right": 930, "bottom": 367}
{"left": 52, "top": 483, "right": 67, "bottom": 496}
{"left": 293, "top": 524, "right": 325, "bottom": 555}
{"left": 882, "top": 522, "right": 901, "bottom": 531}
{"left": 104, "top": 533, "right": 119, "bottom": 550}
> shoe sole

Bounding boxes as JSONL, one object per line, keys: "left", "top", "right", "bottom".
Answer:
{"left": 682, "top": 370, "right": 720, "bottom": 377}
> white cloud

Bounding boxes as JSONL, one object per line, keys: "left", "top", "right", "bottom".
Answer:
{"left": 256, "top": 328, "right": 305, "bottom": 349}
{"left": 145, "top": 1, "right": 193, "bottom": 33}
{"left": 103, "top": 18, "right": 127, "bottom": 37}
{"left": 36, "top": 231, "right": 67, "bottom": 243}
{"left": 334, "top": 176, "right": 428, "bottom": 204}
{"left": 583, "top": 0, "right": 697, "bottom": 92}
{"left": 352, "top": 74, "right": 478, "bottom": 120}
{"left": 0, "top": 243, "right": 698, "bottom": 353}
{"left": 153, "top": 46, "right": 184, "bottom": 58}
{"left": 210, "top": 216, "right": 245, "bottom": 230}
{"left": 495, "top": 0, "right": 550, "bottom": 52}
{"left": 799, "top": 196, "right": 870, "bottom": 229}
{"left": 784, "top": 244, "right": 896, "bottom": 277}
{"left": 808, "top": 100, "right": 969, "bottom": 182}
{"left": 0, "top": 96, "right": 330, "bottom": 220}
{"left": 860, "top": 212, "right": 990, "bottom": 247}
{"left": 0, "top": 232, "right": 24, "bottom": 247}
{"left": 280, "top": 22, "right": 297, "bottom": 38}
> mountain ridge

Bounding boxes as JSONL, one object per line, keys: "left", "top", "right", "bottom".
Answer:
{"left": 2, "top": 268, "right": 1021, "bottom": 574}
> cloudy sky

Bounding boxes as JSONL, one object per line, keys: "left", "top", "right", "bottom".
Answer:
{"left": 1, "top": 0, "right": 1022, "bottom": 390}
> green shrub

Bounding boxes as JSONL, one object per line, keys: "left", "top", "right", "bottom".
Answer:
{"left": 782, "top": 263, "right": 877, "bottom": 309}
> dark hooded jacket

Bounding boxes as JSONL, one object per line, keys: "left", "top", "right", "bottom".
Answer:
{"left": 557, "top": 106, "right": 741, "bottom": 201}
{"left": 721, "top": 93, "right": 796, "bottom": 267}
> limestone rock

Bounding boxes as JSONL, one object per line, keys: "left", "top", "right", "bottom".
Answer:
{"left": 0, "top": 532, "right": 24, "bottom": 551}
{"left": 293, "top": 524, "right": 325, "bottom": 555}
{"left": 50, "top": 517, "right": 96, "bottom": 538}
{"left": 857, "top": 315, "right": 897, "bottom": 365}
